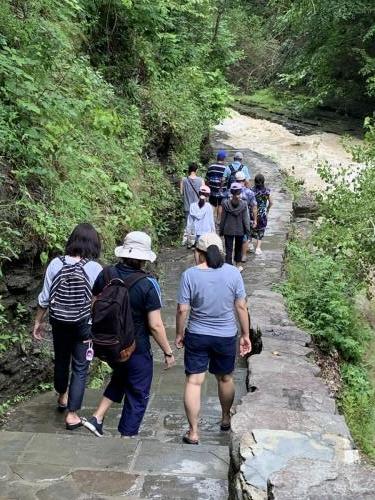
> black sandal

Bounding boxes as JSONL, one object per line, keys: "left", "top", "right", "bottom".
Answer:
{"left": 66, "top": 419, "right": 83, "bottom": 431}
{"left": 220, "top": 422, "right": 231, "bottom": 431}
{"left": 182, "top": 432, "right": 199, "bottom": 445}
{"left": 57, "top": 404, "right": 68, "bottom": 413}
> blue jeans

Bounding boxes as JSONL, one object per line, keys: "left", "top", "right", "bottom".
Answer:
{"left": 51, "top": 319, "right": 91, "bottom": 411}
{"left": 104, "top": 351, "right": 153, "bottom": 436}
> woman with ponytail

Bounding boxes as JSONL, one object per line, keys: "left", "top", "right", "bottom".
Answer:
{"left": 176, "top": 233, "right": 252, "bottom": 445}
{"left": 185, "top": 185, "right": 215, "bottom": 245}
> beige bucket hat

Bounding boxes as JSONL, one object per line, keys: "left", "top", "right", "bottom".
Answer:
{"left": 115, "top": 231, "right": 157, "bottom": 263}
{"left": 195, "top": 233, "right": 224, "bottom": 254}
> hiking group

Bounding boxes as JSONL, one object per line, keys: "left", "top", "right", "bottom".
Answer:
{"left": 32, "top": 150, "right": 270, "bottom": 445}
{"left": 182, "top": 150, "right": 273, "bottom": 269}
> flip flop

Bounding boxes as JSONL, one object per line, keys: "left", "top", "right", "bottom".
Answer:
{"left": 65, "top": 419, "right": 84, "bottom": 431}
{"left": 182, "top": 432, "right": 199, "bottom": 445}
{"left": 220, "top": 422, "right": 231, "bottom": 431}
{"left": 57, "top": 403, "right": 67, "bottom": 413}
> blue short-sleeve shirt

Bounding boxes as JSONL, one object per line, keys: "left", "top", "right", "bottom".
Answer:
{"left": 93, "top": 264, "right": 162, "bottom": 354}
{"left": 178, "top": 264, "right": 246, "bottom": 337}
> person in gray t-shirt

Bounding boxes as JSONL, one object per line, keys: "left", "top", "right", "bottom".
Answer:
{"left": 176, "top": 233, "right": 251, "bottom": 445}
{"left": 180, "top": 162, "right": 204, "bottom": 222}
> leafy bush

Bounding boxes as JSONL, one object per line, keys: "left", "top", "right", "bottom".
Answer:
{"left": 280, "top": 242, "right": 371, "bottom": 362}
{"left": 340, "top": 363, "right": 375, "bottom": 460}
{"left": 0, "top": 0, "right": 235, "bottom": 272}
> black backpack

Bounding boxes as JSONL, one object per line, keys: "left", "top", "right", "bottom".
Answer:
{"left": 227, "top": 163, "right": 243, "bottom": 189}
{"left": 49, "top": 257, "right": 92, "bottom": 323}
{"left": 91, "top": 267, "right": 146, "bottom": 364}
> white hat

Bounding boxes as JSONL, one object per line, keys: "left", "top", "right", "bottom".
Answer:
{"left": 234, "top": 151, "right": 243, "bottom": 160}
{"left": 115, "top": 231, "right": 157, "bottom": 262}
{"left": 235, "top": 171, "right": 246, "bottom": 181}
{"left": 196, "top": 233, "right": 224, "bottom": 254}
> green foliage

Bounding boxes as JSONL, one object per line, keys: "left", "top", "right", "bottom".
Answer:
{"left": 340, "top": 363, "right": 375, "bottom": 460}
{"left": 0, "top": 300, "right": 31, "bottom": 353}
{"left": 0, "top": 0, "right": 235, "bottom": 272}
{"left": 226, "top": 0, "right": 375, "bottom": 114}
{"left": 314, "top": 162, "right": 375, "bottom": 280}
{"left": 88, "top": 360, "right": 112, "bottom": 389}
{"left": 280, "top": 242, "right": 371, "bottom": 362}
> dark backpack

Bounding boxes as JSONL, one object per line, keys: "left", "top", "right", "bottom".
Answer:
{"left": 91, "top": 267, "right": 146, "bottom": 364}
{"left": 49, "top": 257, "right": 92, "bottom": 323}
{"left": 227, "top": 163, "right": 243, "bottom": 189}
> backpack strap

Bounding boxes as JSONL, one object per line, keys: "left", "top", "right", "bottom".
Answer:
{"left": 238, "top": 164, "right": 243, "bottom": 172}
{"left": 229, "top": 164, "right": 235, "bottom": 174}
{"left": 187, "top": 177, "right": 200, "bottom": 198}
{"left": 103, "top": 265, "right": 118, "bottom": 285}
{"left": 122, "top": 271, "right": 148, "bottom": 290}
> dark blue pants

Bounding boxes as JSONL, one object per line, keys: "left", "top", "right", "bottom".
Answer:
{"left": 51, "top": 320, "right": 91, "bottom": 412}
{"left": 104, "top": 351, "right": 153, "bottom": 436}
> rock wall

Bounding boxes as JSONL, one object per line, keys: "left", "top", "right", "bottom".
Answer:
{"left": 220, "top": 143, "right": 375, "bottom": 498}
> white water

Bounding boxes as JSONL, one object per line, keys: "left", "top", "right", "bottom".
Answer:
{"left": 215, "top": 109, "right": 364, "bottom": 191}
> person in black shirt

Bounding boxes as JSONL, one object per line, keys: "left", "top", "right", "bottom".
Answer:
{"left": 83, "top": 232, "right": 175, "bottom": 438}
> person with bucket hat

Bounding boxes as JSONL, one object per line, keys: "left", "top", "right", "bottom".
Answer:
{"left": 83, "top": 231, "right": 175, "bottom": 438}
{"left": 176, "top": 233, "right": 252, "bottom": 444}
{"left": 185, "top": 185, "right": 215, "bottom": 246}
{"left": 220, "top": 182, "right": 251, "bottom": 271}
{"left": 222, "top": 151, "right": 251, "bottom": 190}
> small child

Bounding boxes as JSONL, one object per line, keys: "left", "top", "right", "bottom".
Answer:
{"left": 219, "top": 182, "right": 251, "bottom": 271}
{"left": 250, "top": 173, "right": 273, "bottom": 255}
{"left": 186, "top": 185, "right": 215, "bottom": 246}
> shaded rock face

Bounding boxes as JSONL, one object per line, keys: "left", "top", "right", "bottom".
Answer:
{"left": 292, "top": 190, "right": 319, "bottom": 218}
{"left": 0, "top": 345, "right": 53, "bottom": 400}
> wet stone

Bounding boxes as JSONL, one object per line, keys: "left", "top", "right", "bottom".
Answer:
{"left": 71, "top": 469, "right": 139, "bottom": 496}
{"left": 240, "top": 429, "right": 335, "bottom": 491}
{"left": 0, "top": 431, "right": 34, "bottom": 461}
{"left": 141, "top": 475, "right": 228, "bottom": 500}
{"left": 36, "top": 479, "right": 83, "bottom": 500}
{"left": 0, "top": 463, "right": 12, "bottom": 481}
{"left": 133, "top": 440, "right": 229, "bottom": 479}
{"left": 11, "top": 464, "right": 71, "bottom": 482}
{"left": 20, "top": 433, "right": 138, "bottom": 470}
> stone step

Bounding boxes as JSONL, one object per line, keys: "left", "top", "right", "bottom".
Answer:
{"left": 0, "top": 432, "right": 228, "bottom": 499}
{"left": 230, "top": 429, "right": 359, "bottom": 499}
{"left": 239, "top": 385, "right": 337, "bottom": 414}
{"left": 268, "top": 459, "right": 375, "bottom": 499}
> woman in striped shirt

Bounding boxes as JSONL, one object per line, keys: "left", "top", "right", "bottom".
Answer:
{"left": 33, "top": 223, "right": 102, "bottom": 430}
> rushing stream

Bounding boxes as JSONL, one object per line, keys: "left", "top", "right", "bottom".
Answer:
{"left": 216, "top": 108, "right": 364, "bottom": 191}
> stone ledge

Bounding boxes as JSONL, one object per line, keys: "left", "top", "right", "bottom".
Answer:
{"left": 268, "top": 459, "right": 375, "bottom": 499}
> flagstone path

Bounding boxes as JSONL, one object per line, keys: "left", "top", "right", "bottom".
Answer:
{"left": 1, "top": 117, "right": 374, "bottom": 499}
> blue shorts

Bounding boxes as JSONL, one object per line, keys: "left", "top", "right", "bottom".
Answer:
{"left": 184, "top": 331, "right": 237, "bottom": 375}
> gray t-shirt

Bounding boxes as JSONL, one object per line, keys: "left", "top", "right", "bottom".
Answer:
{"left": 177, "top": 264, "right": 246, "bottom": 337}
{"left": 182, "top": 176, "right": 203, "bottom": 211}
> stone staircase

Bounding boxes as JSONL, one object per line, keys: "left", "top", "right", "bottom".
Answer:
{"left": 1, "top": 129, "right": 374, "bottom": 499}
{"left": 0, "top": 246, "right": 245, "bottom": 499}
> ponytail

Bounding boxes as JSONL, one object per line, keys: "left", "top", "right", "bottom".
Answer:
{"left": 198, "top": 197, "right": 205, "bottom": 208}
{"left": 206, "top": 245, "right": 224, "bottom": 269}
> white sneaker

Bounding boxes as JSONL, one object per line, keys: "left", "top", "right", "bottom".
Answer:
{"left": 255, "top": 248, "right": 262, "bottom": 255}
{"left": 248, "top": 242, "right": 254, "bottom": 252}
